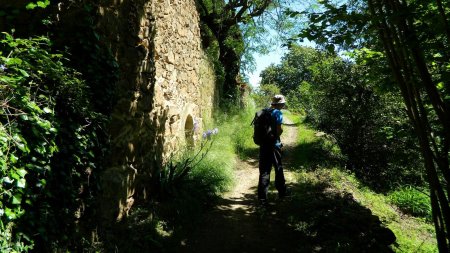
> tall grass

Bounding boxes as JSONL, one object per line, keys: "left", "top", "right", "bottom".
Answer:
{"left": 104, "top": 105, "right": 257, "bottom": 252}
{"left": 188, "top": 125, "right": 237, "bottom": 196}
{"left": 388, "top": 186, "right": 432, "bottom": 221}
{"left": 158, "top": 104, "right": 262, "bottom": 220}
{"left": 215, "top": 103, "right": 259, "bottom": 159}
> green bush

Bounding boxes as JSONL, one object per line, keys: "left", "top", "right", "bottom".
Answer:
{"left": 389, "top": 186, "right": 432, "bottom": 220}
{"left": 0, "top": 33, "right": 106, "bottom": 251}
{"left": 259, "top": 45, "right": 425, "bottom": 190}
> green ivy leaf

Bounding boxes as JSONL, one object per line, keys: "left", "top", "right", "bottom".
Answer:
{"left": 2, "top": 176, "right": 13, "bottom": 184}
{"left": 18, "top": 69, "right": 29, "bottom": 77}
{"left": 43, "top": 107, "right": 53, "bottom": 114}
{"left": 19, "top": 114, "right": 29, "bottom": 121}
{"left": 9, "top": 154, "right": 18, "bottom": 163}
{"left": 16, "top": 142, "right": 29, "bottom": 153}
{"left": 6, "top": 57, "right": 23, "bottom": 66}
{"left": 4, "top": 208, "right": 16, "bottom": 219}
{"left": 0, "top": 136, "right": 7, "bottom": 144}
{"left": 37, "top": 120, "right": 51, "bottom": 129}
{"left": 10, "top": 170, "right": 20, "bottom": 180}
{"left": 26, "top": 3, "right": 37, "bottom": 10}
{"left": 37, "top": 1, "right": 49, "bottom": 8}
{"left": 12, "top": 194, "right": 22, "bottom": 204}
{"left": 17, "top": 178, "right": 26, "bottom": 188}
{"left": 16, "top": 168, "right": 27, "bottom": 178}
{"left": 28, "top": 102, "right": 42, "bottom": 113}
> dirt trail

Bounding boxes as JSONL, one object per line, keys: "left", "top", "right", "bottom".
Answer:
{"left": 176, "top": 118, "right": 301, "bottom": 253}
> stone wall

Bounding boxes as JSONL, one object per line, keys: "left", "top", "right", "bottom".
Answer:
{"left": 97, "top": 0, "right": 217, "bottom": 221}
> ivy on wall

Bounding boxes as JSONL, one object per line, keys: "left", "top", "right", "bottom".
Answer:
{"left": 0, "top": 29, "right": 107, "bottom": 251}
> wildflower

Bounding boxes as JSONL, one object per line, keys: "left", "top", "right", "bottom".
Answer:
{"left": 0, "top": 209, "right": 3, "bottom": 216}
{"left": 0, "top": 64, "right": 6, "bottom": 71}
{"left": 193, "top": 119, "right": 199, "bottom": 133}
{"left": 202, "top": 128, "right": 218, "bottom": 140}
{"left": 208, "top": 130, "right": 213, "bottom": 139}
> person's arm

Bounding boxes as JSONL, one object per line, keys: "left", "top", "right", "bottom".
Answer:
{"left": 276, "top": 124, "right": 283, "bottom": 137}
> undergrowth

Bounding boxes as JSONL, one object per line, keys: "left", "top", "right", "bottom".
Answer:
{"left": 1, "top": 33, "right": 108, "bottom": 252}
{"left": 388, "top": 186, "right": 432, "bottom": 221}
{"left": 108, "top": 105, "right": 255, "bottom": 252}
{"left": 292, "top": 116, "right": 437, "bottom": 253}
{"left": 218, "top": 103, "right": 258, "bottom": 159}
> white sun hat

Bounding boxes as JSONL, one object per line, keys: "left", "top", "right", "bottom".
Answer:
{"left": 271, "top": 94, "right": 286, "bottom": 105}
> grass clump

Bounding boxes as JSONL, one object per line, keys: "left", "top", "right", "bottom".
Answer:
{"left": 134, "top": 105, "right": 256, "bottom": 250}
{"left": 188, "top": 125, "right": 236, "bottom": 197}
{"left": 388, "top": 187, "right": 432, "bottom": 221}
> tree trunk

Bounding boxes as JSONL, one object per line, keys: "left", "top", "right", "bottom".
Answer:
{"left": 217, "top": 34, "right": 241, "bottom": 99}
{"left": 368, "top": 0, "right": 450, "bottom": 251}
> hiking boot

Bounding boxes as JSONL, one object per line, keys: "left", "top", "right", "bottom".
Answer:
{"left": 258, "top": 199, "right": 268, "bottom": 207}
{"left": 278, "top": 188, "right": 292, "bottom": 199}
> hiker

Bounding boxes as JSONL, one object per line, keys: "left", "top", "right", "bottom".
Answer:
{"left": 257, "top": 94, "right": 289, "bottom": 204}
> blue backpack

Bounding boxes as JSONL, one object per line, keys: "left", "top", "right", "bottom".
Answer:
{"left": 251, "top": 108, "right": 275, "bottom": 146}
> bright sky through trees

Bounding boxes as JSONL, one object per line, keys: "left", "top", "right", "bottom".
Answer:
{"left": 248, "top": 39, "right": 315, "bottom": 88}
{"left": 248, "top": 49, "right": 285, "bottom": 88}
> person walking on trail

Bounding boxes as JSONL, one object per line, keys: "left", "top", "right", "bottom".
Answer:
{"left": 258, "top": 94, "right": 289, "bottom": 204}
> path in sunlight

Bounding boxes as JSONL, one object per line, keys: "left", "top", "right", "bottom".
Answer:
{"left": 175, "top": 117, "right": 302, "bottom": 253}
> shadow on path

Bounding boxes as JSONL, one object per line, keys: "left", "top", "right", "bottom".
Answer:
{"left": 165, "top": 169, "right": 395, "bottom": 252}
{"left": 173, "top": 193, "right": 305, "bottom": 253}
{"left": 162, "top": 117, "right": 396, "bottom": 253}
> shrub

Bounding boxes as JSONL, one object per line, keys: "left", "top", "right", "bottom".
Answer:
{"left": 304, "top": 58, "right": 423, "bottom": 189}
{"left": 258, "top": 45, "right": 425, "bottom": 190}
{"left": 0, "top": 33, "right": 106, "bottom": 251}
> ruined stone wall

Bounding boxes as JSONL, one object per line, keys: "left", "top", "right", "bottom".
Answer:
{"left": 152, "top": 0, "right": 216, "bottom": 156}
{"left": 97, "top": 0, "right": 217, "bottom": 221}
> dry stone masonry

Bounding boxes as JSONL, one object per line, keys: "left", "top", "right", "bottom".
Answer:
{"left": 97, "top": 0, "right": 217, "bottom": 222}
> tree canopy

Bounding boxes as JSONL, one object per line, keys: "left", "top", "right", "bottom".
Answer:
{"left": 284, "top": 0, "right": 450, "bottom": 250}
{"left": 196, "top": 0, "right": 296, "bottom": 101}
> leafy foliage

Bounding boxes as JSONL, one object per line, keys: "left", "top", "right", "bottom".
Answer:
{"left": 25, "top": 0, "right": 50, "bottom": 10}
{"left": 251, "top": 83, "right": 281, "bottom": 108}
{"left": 260, "top": 45, "right": 322, "bottom": 94}
{"left": 260, "top": 45, "right": 424, "bottom": 189}
{"left": 290, "top": 0, "right": 450, "bottom": 249}
{"left": 0, "top": 33, "right": 107, "bottom": 251}
{"left": 197, "top": 0, "right": 287, "bottom": 101}
{"left": 293, "top": 0, "right": 372, "bottom": 53}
